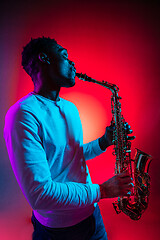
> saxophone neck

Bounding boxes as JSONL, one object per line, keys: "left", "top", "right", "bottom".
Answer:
{"left": 76, "top": 72, "right": 119, "bottom": 92}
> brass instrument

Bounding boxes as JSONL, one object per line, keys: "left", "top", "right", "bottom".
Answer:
{"left": 76, "top": 72, "right": 152, "bottom": 220}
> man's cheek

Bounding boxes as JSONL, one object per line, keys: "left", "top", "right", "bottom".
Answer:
{"left": 61, "top": 64, "right": 69, "bottom": 76}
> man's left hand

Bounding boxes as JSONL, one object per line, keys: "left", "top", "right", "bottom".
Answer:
{"left": 99, "top": 121, "right": 134, "bottom": 151}
{"left": 99, "top": 125, "right": 115, "bottom": 151}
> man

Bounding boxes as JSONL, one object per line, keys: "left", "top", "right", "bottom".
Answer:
{"left": 4, "top": 37, "right": 133, "bottom": 240}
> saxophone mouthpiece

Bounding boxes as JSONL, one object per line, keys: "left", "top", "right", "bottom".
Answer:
{"left": 76, "top": 73, "right": 81, "bottom": 78}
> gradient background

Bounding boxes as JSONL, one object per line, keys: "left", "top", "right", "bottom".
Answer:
{"left": 1, "top": 1, "right": 160, "bottom": 239}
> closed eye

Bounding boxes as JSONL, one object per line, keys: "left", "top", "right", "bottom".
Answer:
{"left": 62, "top": 54, "right": 68, "bottom": 60}
{"left": 58, "top": 48, "right": 68, "bottom": 59}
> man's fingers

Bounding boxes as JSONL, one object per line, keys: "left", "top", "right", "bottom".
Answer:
{"left": 121, "top": 191, "right": 132, "bottom": 197}
{"left": 118, "top": 171, "right": 132, "bottom": 180}
{"left": 120, "top": 177, "right": 133, "bottom": 185}
{"left": 119, "top": 171, "right": 130, "bottom": 176}
{"left": 119, "top": 181, "right": 134, "bottom": 196}
{"left": 129, "top": 182, "right": 134, "bottom": 187}
{"left": 106, "top": 125, "right": 115, "bottom": 132}
{"left": 117, "top": 173, "right": 134, "bottom": 192}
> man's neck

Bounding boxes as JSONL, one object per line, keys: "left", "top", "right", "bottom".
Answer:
{"left": 34, "top": 88, "right": 60, "bottom": 101}
{"left": 32, "top": 73, "right": 61, "bottom": 101}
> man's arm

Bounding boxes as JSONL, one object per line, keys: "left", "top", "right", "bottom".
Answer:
{"left": 83, "top": 125, "right": 114, "bottom": 160}
{"left": 4, "top": 106, "right": 133, "bottom": 210}
{"left": 4, "top": 106, "right": 100, "bottom": 211}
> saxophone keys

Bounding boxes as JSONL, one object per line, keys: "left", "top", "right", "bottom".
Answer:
{"left": 126, "top": 150, "right": 131, "bottom": 153}
{"left": 127, "top": 136, "right": 136, "bottom": 141}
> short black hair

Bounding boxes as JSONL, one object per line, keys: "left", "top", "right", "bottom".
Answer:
{"left": 21, "top": 37, "right": 57, "bottom": 77}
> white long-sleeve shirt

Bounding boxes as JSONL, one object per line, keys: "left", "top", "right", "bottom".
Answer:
{"left": 4, "top": 92, "right": 104, "bottom": 228}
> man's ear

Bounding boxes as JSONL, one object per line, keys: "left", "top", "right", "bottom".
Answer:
{"left": 38, "top": 52, "right": 50, "bottom": 64}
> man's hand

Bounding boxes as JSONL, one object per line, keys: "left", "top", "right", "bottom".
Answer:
{"left": 99, "top": 125, "right": 115, "bottom": 151}
{"left": 124, "top": 122, "right": 136, "bottom": 141}
{"left": 99, "top": 172, "right": 134, "bottom": 199}
{"left": 99, "top": 122, "right": 134, "bottom": 151}
{"left": 124, "top": 122, "right": 133, "bottom": 134}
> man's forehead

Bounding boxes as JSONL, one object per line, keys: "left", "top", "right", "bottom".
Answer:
{"left": 52, "top": 44, "right": 68, "bottom": 54}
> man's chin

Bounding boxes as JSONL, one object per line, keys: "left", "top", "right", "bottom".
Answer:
{"left": 60, "top": 75, "right": 76, "bottom": 88}
{"left": 66, "top": 80, "right": 75, "bottom": 88}
{"left": 65, "top": 77, "right": 76, "bottom": 88}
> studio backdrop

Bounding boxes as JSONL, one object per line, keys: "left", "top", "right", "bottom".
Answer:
{"left": 0, "top": 1, "right": 160, "bottom": 239}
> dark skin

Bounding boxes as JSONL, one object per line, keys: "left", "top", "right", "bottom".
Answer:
{"left": 32, "top": 43, "right": 133, "bottom": 199}
{"left": 33, "top": 44, "right": 76, "bottom": 100}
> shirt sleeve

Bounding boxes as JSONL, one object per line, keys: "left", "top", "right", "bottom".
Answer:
{"left": 4, "top": 105, "right": 100, "bottom": 211}
{"left": 83, "top": 139, "right": 106, "bottom": 161}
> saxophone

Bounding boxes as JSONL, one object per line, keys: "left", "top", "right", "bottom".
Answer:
{"left": 76, "top": 72, "right": 152, "bottom": 220}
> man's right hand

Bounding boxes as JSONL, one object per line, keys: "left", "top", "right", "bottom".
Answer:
{"left": 99, "top": 172, "right": 134, "bottom": 199}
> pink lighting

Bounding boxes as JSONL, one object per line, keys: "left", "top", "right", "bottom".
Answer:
{"left": 1, "top": 1, "right": 159, "bottom": 240}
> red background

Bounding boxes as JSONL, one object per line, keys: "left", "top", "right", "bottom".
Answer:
{"left": 1, "top": 1, "right": 160, "bottom": 239}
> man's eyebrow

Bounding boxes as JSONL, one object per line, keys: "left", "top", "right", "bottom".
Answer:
{"left": 58, "top": 48, "right": 68, "bottom": 55}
